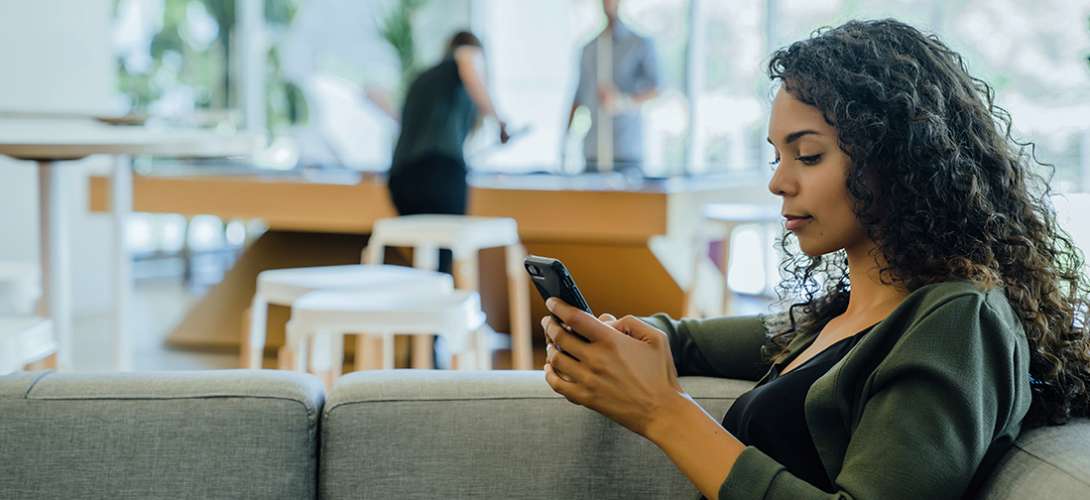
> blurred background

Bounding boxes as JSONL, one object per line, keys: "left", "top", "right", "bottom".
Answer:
{"left": 1, "top": 0, "right": 1088, "bottom": 370}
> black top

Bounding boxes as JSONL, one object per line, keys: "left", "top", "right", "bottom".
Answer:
{"left": 721, "top": 329, "right": 870, "bottom": 492}
{"left": 391, "top": 57, "right": 478, "bottom": 171}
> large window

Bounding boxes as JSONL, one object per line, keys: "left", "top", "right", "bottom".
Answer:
{"left": 112, "top": 0, "right": 1090, "bottom": 187}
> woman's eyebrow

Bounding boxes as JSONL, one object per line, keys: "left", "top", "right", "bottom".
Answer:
{"left": 767, "top": 129, "right": 821, "bottom": 146}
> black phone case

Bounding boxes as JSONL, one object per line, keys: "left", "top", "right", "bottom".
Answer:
{"left": 524, "top": 256, "right": 592, "bottom": 315}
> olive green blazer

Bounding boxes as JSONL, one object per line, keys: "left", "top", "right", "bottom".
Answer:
{"left": 645, "top": 281, "right": 1032, "bottom": 499}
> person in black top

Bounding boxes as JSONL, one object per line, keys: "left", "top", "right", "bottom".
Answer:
{"left": 387, "top": 30, "right": 510, "bottom": 274}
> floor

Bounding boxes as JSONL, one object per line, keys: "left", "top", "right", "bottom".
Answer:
{"left": 68, "top": 277, "right": 774, "bottom": 373}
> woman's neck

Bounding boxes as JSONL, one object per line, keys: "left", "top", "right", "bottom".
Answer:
{"left": 843, "top": 239, "right": 907, "bottom": 317}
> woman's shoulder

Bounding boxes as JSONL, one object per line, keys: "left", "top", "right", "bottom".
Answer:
{"left": 903, "top": 280, "right": 1016, "bottom": 322}
{"left": 883, "top": 280, "right": 1026, "bottom": 353}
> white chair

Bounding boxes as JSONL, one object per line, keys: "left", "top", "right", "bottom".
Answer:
{"left": 284, "top": 289, "right": 488, "bottom": 386}
{"left": 365, "top": 215, "right": 532, "bottom": 370}
{"left": 0, "top": 317, "right": 56, "bottom": 373}
{"left": 244, "top": 264, "right": 453, "bottom": 370}
{"left": 686, "top": 203, "right": 781, "bottom": 317}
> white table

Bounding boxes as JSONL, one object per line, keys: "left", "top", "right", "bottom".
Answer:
{"left": 0, "top": 119, "right": 257, "bottom": 370}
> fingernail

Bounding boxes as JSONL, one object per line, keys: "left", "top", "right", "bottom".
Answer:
{"left": 545, "top": 298, "right": 557, "bottom": 310}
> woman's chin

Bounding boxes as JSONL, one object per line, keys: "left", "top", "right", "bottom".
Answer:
{"left": 797, "top": 239, "right": 837, "bottom": 258}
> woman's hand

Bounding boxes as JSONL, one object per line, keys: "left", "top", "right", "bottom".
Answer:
{"left": 541, "top": 298, "right": 685, "bottom": 437}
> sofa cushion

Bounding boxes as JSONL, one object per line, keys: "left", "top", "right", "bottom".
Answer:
{"left": 320, "top": 370, "right": 754, "bottom": 499}
{"left": 979, "top": 419, "right": 1090, "bottom": 499}
{"left": 0, "top": 370, "right": 324, "bottom": 500}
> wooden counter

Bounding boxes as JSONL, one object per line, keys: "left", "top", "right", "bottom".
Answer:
{"left": 89, "top": 168, "right": 775, "bottom": 366}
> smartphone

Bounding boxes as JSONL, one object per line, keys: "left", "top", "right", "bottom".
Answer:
{"left": 523, "top": 255, "right": 592, "bottom": 315}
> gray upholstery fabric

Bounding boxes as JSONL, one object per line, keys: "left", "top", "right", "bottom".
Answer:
{"left": 0, "top": 370, "right": 324, "bottom": 500}
{"left": 320, "top": 370, "right": 754, "bottom": 499}
{"left": 979, "top": 419, "right": 1090, "bottom": 499}
{"left": 4, "top": 369, "right": 1087, "bottom": 499}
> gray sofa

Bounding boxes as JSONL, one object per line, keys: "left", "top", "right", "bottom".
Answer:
{"left": 2, "top": 370, "right": 1088, "bottom": 499}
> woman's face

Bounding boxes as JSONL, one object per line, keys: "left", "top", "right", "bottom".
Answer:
{"left": 767, "top": 87, "right": 867, "bottom": 257}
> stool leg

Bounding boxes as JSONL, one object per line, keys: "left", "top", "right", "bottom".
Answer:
{"left": 354, "top": 334, "right": 368, "bottom": 372}
{"left": 413, "top": 243, "right": 439, "bottom": 271}
{"left": 382, "top": 333, "right": 395, "bottom": 369}
{"left": 683, "top": 232, "right": 710, "bottom": 318}
{"left": 355, "top": 334, "right": 386, "bottom": 371}
{"left": 454, "top": 256, "right": 483, "bottom": 371}
{"left": 330, "top": 333, "right": 344, "bottom": 380}
{"left": 284, "top": 323, "right": 308, "bottom": 373}
{"left": 505, "top": 244, "right": 532, "bottom": 370}
{"left": 475, "top": 327, "right": 492, "bottom": 370}
{"left": 277, "top": 347, "right": 291, "bottom": 370}
{"left": 245, "top": 296, "right": 268, "bottom": 369}
{"left": 720, "top": 224, "right": 738, "bottom": 316}
{"left": 451, "top": 345, "right": 471, "bottom": 371}
{"left": 410, "top": 336, "right": 434, "bottom": 369}
{"left": 311, "top": 332, "right": 335, "bottom": 387}
{"left": 452, "top": 255, "right": 479, "bottom": 290}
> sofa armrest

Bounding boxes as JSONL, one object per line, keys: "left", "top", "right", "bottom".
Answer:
{"left": 0, "top": 370, "right": 324, "bottom": 500}
{"left": 321, "top": 370, "right": 753, "bottom": 499}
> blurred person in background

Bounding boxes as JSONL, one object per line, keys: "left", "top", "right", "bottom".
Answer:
{"left": 387, "top": 30, "right": 510, "bottom": 274}
{"left": 565, "top": 0, "right": 660, "bottom": 176}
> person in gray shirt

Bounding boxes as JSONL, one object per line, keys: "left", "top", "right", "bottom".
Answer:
{"left": 566, "top": 0, "right": 662, "bottom": 175}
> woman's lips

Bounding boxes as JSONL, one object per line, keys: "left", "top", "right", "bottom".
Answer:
{"left": 784, "top": 216, "right": 813, "bottom": 231}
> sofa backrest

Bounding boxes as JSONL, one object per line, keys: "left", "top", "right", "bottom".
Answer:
{"left": 319, "top": 370, "right": 755, "bottom": 499}
{"left": 0, "top": 370, "right": 323, "bottom": 500}
{"left": 979, "top": 419, "right": 1090, "bottom": 499}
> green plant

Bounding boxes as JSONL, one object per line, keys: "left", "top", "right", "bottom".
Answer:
{"left": 379, "top": 0, "right": 429, "bottom": 99}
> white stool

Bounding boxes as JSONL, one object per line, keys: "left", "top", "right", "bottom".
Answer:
{"left": 244, "top": 264, "right": 453, "bottom": 370}
{"left": 686, "top": 203, "right": 781, "bottom": 317}
{"left": 365, "top": 215, "right": 532, "bottom": 370}
{"left": 0, "top": 317, "right": 56, "bottom": 373}
{"left": 0, "top": 262, "right": 41, "bottom": 315}
{"left": 284, "top": 289, "right": 488, "bottom": 383}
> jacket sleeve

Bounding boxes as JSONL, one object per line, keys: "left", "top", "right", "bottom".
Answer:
{"left": 717, "top": 293, "right": 1026, "bottom": 500}
{"left": 642, "top": 314, "right": 773, "bottom": 381}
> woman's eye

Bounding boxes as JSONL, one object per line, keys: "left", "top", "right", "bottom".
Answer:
{"left": 796, "top": 154, "right": 823, "bottom": 166}
{"left": 769, "top": 156, "right": 781, "bottom": 168}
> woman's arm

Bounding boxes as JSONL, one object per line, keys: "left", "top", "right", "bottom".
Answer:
{"left": 453, "top": 46, "right": 500, "bottom": 121}
{"left": 545, "top": 293, "right": 1024, "bottom": 500}
{"left": 643, "top": 314, "right": 772, "bottom": 381}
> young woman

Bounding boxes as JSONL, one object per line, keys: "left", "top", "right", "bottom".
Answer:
{"left": 540, "top": 19, "right": 1090, "bottom": 499}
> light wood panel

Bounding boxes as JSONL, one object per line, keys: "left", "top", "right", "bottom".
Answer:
{"left": 86, "top": 172, "right": 747, "bottom": 365}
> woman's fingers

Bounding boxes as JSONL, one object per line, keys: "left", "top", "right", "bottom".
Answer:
{"left": 546, "top": 298, "right": 615, "bottom": 343}
{"left": 544, "top": 363, "right": 588, "bottom": 405}
{"left": 611, "top": 315, "right": 667, "bottom": 344}
{"left": 541, "top": 315, "right": 591, "bottom": 360}
{"left": 549, "top": 347, "right": 593, "bottom": 384}
{"left": 598, "top": 313, "right": 618, "bottom": 322}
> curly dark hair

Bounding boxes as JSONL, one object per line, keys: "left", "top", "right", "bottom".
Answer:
{"left": 764, "top": 19, "right": 1090, "bottom": 427}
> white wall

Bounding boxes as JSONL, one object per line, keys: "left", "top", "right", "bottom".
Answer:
{"left": 0, "top": 0, "right": 116, "bottom": 316}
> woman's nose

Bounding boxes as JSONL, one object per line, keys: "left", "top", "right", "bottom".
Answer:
{"left": 768, "top": 165, "right": 794, "bottom": 197}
